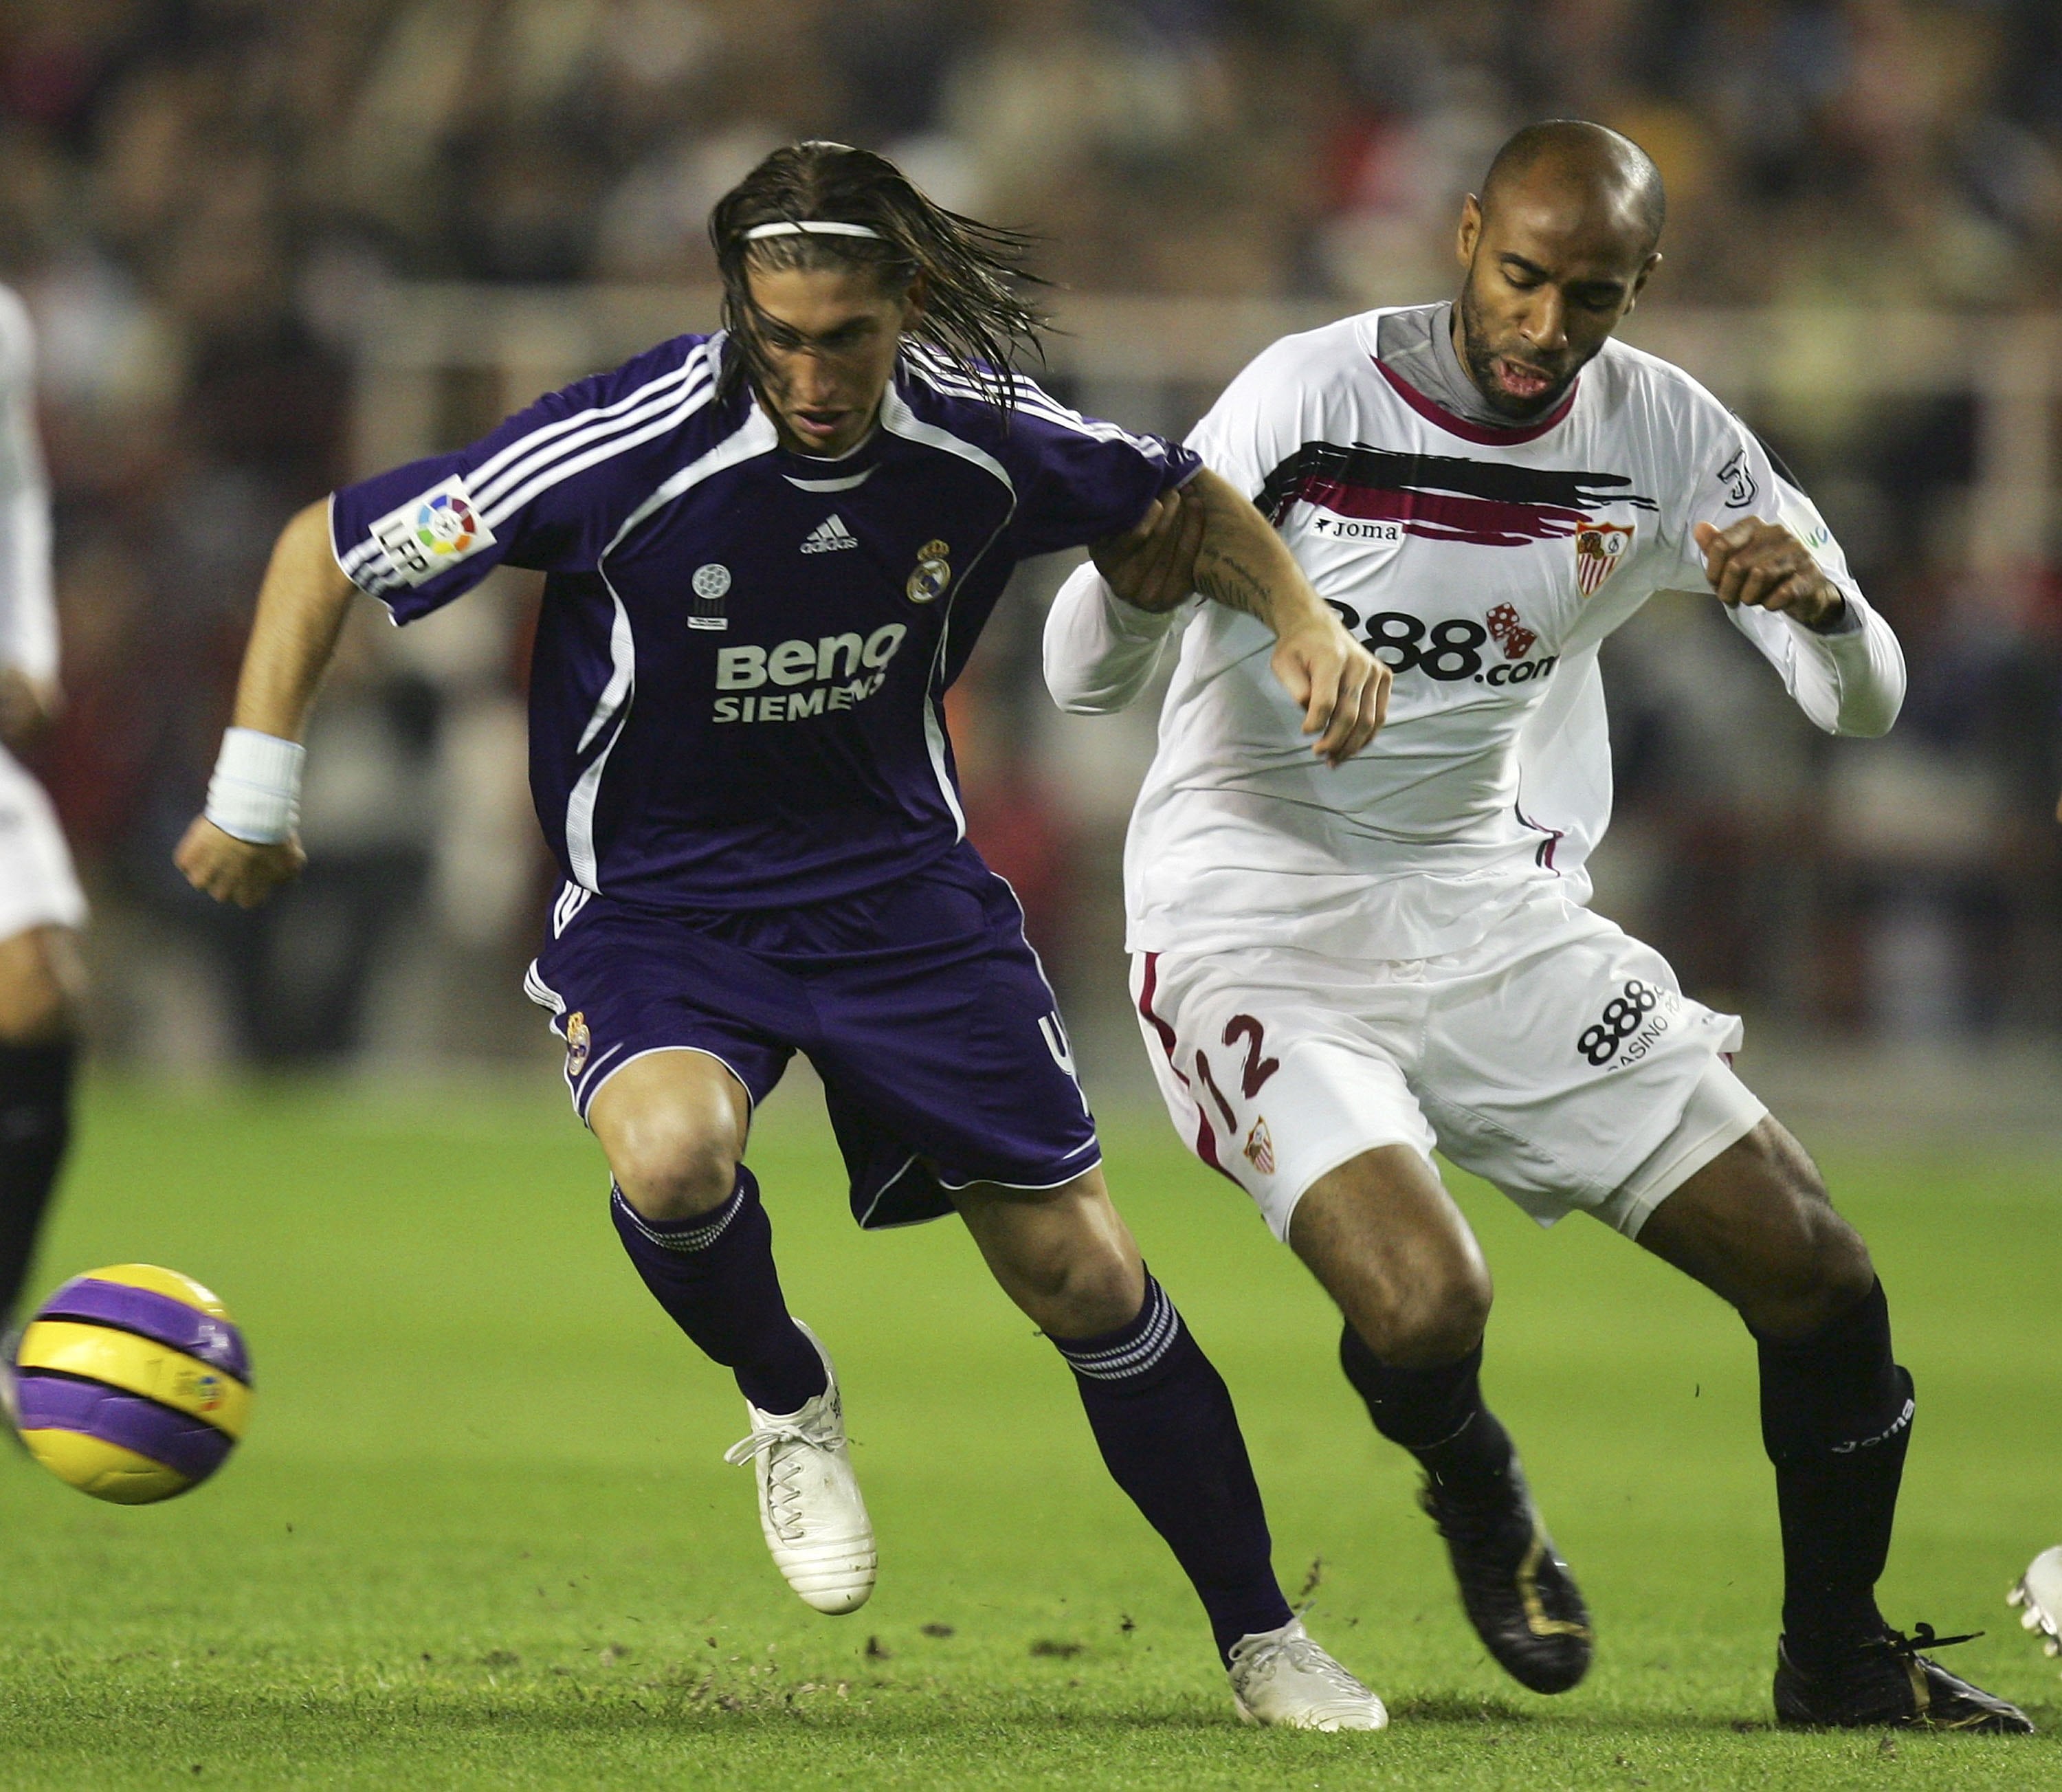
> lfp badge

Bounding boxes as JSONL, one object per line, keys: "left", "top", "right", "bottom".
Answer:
{"left": 369, "top": 474, "right": 497, "bottom": 587}
{"left": 415, "top": 490, "right": 482, "bottom": 559}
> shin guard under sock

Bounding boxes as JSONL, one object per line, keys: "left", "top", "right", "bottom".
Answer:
{"left": 610, "top": 1166, "right": 828, "bottom": 1415}
{"left": 1339, "top": 1325, "right": 1515, "bottom": 1503}
{"left": 0, "top": 1039, "right": 76, "bottom": 1325}
{"left": 1050, "top": 1276, "right": 1293, "bottom": 1662}
{"left": 1755, "top": 1277, "right": 1911, "bottom": 1668}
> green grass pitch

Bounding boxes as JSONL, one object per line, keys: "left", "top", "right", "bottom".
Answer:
{"left": 0, "top": 1076, "right": 2057, "bottom": 1789}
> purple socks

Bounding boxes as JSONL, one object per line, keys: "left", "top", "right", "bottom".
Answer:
{"left": 1050, "top": 1276, "right": 1294, "bottom": 1661}
{"left": 609, "top": 1166, "right": 828, "bottom": 1415}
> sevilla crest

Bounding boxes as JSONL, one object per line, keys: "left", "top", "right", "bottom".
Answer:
{"left": 1575, "top": 522, "right": 1634, "bottom": 596}
{"left": 1243, "top": 1117, "right": 1275, "bottom": 1177}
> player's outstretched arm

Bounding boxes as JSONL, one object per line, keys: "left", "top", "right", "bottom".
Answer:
{"left": 1181, "top": 470, "right": 1388, "bottom": 765}
{"left": 175, "top": 500, "right": 358, "bottom": 907}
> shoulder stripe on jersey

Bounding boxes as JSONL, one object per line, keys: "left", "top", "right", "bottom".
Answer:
{"left": 469, "top": 341, "right": 709, "bottom": 505}
{"left": 899, "top": 349, "right": 1167, "bottom": 458}
{"left": 901, "top": 342, "right": 1075, "bottom": 408}
{"left": 908, "top": 362, "right": 1153, "bottom": 450}
{"left": 902, "top": 365, "right": 1167, "bottom": 458}
{"left": 340, "top": 342, "right": 714, "bottom": 594}
{"left": 902, "top": 344, "right": 1157, "bottom": 448}
{"left": 479, "top": 368, "right": 716, "bottom": 535}
{"left": 473, "top": 350, "right": 713, "bottom": 516}
{"left": 342, "top": 359, "right": 720, "bottom": 597}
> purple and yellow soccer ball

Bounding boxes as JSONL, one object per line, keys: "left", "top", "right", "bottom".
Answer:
{"left": 12, "top": 1265, "right": 252, "bottom": 1504}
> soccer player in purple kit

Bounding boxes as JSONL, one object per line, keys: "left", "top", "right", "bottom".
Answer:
{"left": 176, "top": 142, "right": 1397, "bottom": 1729}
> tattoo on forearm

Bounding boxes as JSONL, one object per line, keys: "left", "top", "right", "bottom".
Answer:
{"left": 1194, "top": 542, "right": 1275, "bottom": 621}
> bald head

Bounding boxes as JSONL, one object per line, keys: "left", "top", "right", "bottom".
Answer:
{"left": 1448, "top": 119, "right": 1666, "bottom": 420}
{"left": 1481, "top": 119, "right": 1665, "bottom": 255}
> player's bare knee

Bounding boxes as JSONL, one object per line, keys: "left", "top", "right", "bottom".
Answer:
{"left": 0, "top": 929, "right": 83, "bottom": 1044}
{"left": 606, "top": 1112, "right": 741, "bottom": 1221}
{"left": 0, "top": 977, "right": 74, "bottom": 1044}
{"left": 1742, "top": 1193, "right": 1875, "bottom": 1338}
{"left": 1761, "top": 1138, "right": 1870, "bottom": 1305}
{"left": 1358, "top": 1254, "right": 1492, "bottom": 1367}
{"left": 1797, "top": 1204, "right": 1875, "bottom": 1318}
{"left": 1051, "top": 1242, "right": 1147, "bottom": 1337}
{"left": 999, "top": 1227, "right": 1142, "bottom": 1337}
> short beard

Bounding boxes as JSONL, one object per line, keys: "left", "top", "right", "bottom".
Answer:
{"left": 1455, "top": 267, "right": 1575, "bottom": 421}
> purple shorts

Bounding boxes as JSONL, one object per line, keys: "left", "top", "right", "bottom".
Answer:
{"left": 524, "top": 845, "right": 1100, "bottom": 1229}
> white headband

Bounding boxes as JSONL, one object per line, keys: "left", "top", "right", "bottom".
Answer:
{"left": 744, "top": 221, "right": 884, "bottom": 241}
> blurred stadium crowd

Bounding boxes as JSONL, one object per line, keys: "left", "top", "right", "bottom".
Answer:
{"left": 0, "top": 0, "right": 2059, "bottom": 1070}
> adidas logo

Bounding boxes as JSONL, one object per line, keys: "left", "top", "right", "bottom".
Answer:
{"left": 801, "top": 514, "right": 858, "bottom": 555}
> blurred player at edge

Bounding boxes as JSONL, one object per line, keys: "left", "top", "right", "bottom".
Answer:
{"left": 175, "top": 142, "right": 1395, "bottom": 1729}
{"left": 1046, "top": 120, "right": 2032, "bottom": 1734}
{"left": 0, "top": 285, "right": 89, "bottom": 1424}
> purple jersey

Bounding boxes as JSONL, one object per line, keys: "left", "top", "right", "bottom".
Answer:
{"left": 331, "top": 334, "right": 1198, "bottom": 908}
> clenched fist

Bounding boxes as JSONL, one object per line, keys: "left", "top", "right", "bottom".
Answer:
{"left": 1694, "top": 518, "right": 1845, "bottom": 632}
{"left": 175, "top": 816, "right": 306, "bottom": 908}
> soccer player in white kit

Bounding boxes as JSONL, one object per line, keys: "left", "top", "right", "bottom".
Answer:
{"left": 0, "top": 283, "right": 89, "bottom": 1408}
{"left": 1045, "top": 122, "right": 2033, "bottom": 1734}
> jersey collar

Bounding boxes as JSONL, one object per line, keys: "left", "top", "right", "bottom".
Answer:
{"left": 1373, "top": 355, "right": 1580, "bottom": 445}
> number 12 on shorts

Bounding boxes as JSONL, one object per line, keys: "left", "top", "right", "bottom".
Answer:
{"left": 1196, "top": 1015, "right": 1280, "bottom": 1114}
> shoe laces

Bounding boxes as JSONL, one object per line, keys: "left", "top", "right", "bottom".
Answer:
{"left": 724, "top": 1415, "right": 836, "bottom": 1540}
{"left": 1230, "top": 1626, "right": 1368, "bottom": 1702}
{"left": 1879, "top": 1623, "right": 1982, "bottom": 1660}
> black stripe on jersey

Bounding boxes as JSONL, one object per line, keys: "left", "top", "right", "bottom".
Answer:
{"left": 1257, "top": 442, "right": 1659, "bottom": 527}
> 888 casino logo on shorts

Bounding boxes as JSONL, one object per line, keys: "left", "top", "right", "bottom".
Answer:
{"left": 1577, "top": 978, "right": 1678, "bottom": 1068}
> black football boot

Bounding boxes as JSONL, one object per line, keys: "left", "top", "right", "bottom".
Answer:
{"left": 1774, "top": 1626, "right": 2034, "bottom": 1733}
{"left": 1419, "top": 1454, "right": 1593, "bottom": 1694}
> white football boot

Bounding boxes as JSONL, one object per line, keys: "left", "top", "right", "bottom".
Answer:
{"left": 2008, "top": 1545, "right": 2062, "bottom": 1669}
{"left": 1226, "top": 1617, "right": 1389, "bottom": 1731}
{"left": 721, "top": 1320, "right": 876, "bottom": 1615}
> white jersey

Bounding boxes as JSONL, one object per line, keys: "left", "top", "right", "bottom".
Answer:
{"left": 0, "top": 283, "right": 85, "bottom": 939}
{"left": 0, "top": 283, "right": 56, "bottom": 687}
{"left": 1044, "top": 305, "right": 1905, "bottom": 960}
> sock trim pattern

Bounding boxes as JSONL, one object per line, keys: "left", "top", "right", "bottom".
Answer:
{"left": 610, "top": 1182, "right": 744, "bottom": 1254}
{"left": 1051, "top": 1277, "right": 1182, "bottom": 1381}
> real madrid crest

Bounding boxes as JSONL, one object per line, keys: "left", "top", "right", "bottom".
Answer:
{"left": 906, "top": 539, "right": 951, "bottom": 605}
{"left": 565, "top": 1010, "right": 591, "bottom": 1077}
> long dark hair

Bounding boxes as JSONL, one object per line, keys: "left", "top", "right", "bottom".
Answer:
{"left": 710, "top": 141, "right": 1047, "bottom": 410}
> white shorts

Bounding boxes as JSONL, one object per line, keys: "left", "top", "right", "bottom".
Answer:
{"left": 1131, "top": 884, "right": 1766, "bottom": 1243}
{"left": 0, "top": 746, "right": 85, "bottom": 941}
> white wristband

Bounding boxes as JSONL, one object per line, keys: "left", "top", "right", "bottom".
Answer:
{"left": 204, "top": 728, "right": 305, "bottom": 845}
